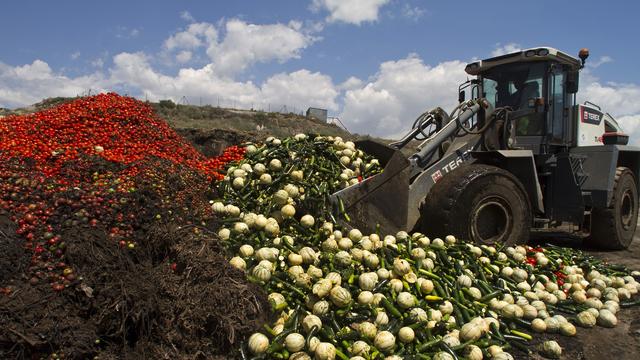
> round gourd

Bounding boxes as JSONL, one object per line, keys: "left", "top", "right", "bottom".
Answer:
{"left": 300, "top": 214, "right": 315, "bottom": 228}
{"left": 259, "top": 173, "right": 272, "bottom": 184}
{"left": 531, "top": 318, "right": 546, "bottom": 333}
{"left": 559, "top": 322, "right": 576, "bottom": 336}
{"left": 487, "top": 345, "right": 503, "bottom": 357}
{"left": 315, "top": 342, "right": 336, "bottom": 360}
{"left": 493, "top": 352, "right": 514, "bottom": 360}
{"left": 248, "top": 333, "right": 269, "bottom": 354}
{"left": 393, "top": 258, "right": 411, "bottom": 276}
{"left": 229, "top": 256, "right": 246, "bottom": 270}
{"left": 374, "top": 331, "right": 396, "bottom": 353}
{"left": 348, "top": 228, "right": 363, "bottom": 241}
{"left": 299, "top": 247, "right": 318, "bottom": 264}
{"left": 281, "top": 204, "right": 296, "bottom": 218}
{"left": 289, "top": 352, "right": 311, "bottom": 360}
{"left": 329, "top": 286, "right": 352, "bottom": 307}
{"left": 465, "top": 345, "right": 483, "bottom": 360}
{"left": 439, "top": 301, "right": 453, "bottom": 315}
{"left": 358, "top": 291, "right": 374, "bottom": 305}
{"left": 457, "top": 274, "right": 473, "bottom": 288}
{"left": 273, "top": 189, "right": 289, "bottom": 205}
{"left": 375, "top": 311, "right": 389, "bottom": 326}
{"left": 251, "top": 265, "right": 271, "bottom": 282}
{"left": 252, "top": 162, "right": 266, "bottom": 175}
{"left": 521, "top": 304, "right": 538, "bottom": 320}
{"left": 408, "top": 308, "right": 428, "bottom": 323}
{"left": 350, "top": 341, "right": 370, "bottom": 356}
{"left": 396, "top": 292, "right": 415, "bottom": 309}
{"left": 284, "top": 333, "right": 305, "bottom": 352}
{"left": 597, "top": 309, "right": 617, "bottom": 327}
{"left": 576, "top": 310, "right": 597, "bottom": 327}
{"left": 337, "top": 237, "right": 353, "bottom": 250}
{"left": 302, "top": 315, "right": 322, "bottom": 333}
{"left": 544, "top": 317, "right": 560, "bottom": 333}
{"left": 460, "top": 322, "right": 483, "bottom": 341}
{"left": 334, "top": 251, "right": 352, "bottom": 267}
{"left": 358, "top": 321, "right": 377, "bottom": 339}
{"left": 398, "top": 327, "right": 415, "bottom": 343}
{"left": 358, "top": 272, "right": 378, "bottom": 291}
{"left": 389, "top": 279, "right": 404, "bottom": 293}
{"left": 433, "top": 352, "right": 454, "bottom": 360}
{"left": 417, "top": 278, "right": 434, "bottom": 294}
{"left": 312, "top": 300, "right": 330, "bottom": 316}
{"left": 269, "top": 158, "right": 282, "bottom": 171}
{"left": 312, "top": 279, "right": 333, "bottom": 298}
{"left": 325, "top": 272, "right": 342, "bottom": 286}
{"left": 211, "top": 201, "right": 226, "bottom": 214}
{"left": 501, "top": 304, "right": 523, "bottom": 319}
{"left": 541, "top": 340, "right": 562, "bottom": 359}
{"left": 232, "top": 176, "right": 245, "bottom": 189}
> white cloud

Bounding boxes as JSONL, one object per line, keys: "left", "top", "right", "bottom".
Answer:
{"left": 616, "top": 115, "right": 640, "bottom": 142}
{"left": 107, "top": 52, "right": 338, "bottom": 112}
{"left": 175, "top": 50, "right": 193, "bottom": 64}
{"left": 338, "top": 76, "right": 363, "bottom": 91}
{"left": 261, "top": 70, "right": 338, "bottom": 110}
{"left": 208, "top": 19, "right": 316, "bottom": 75}
{"left": 164, "top": 22, "right": 217, "bottom": 51}
{"left": 491, "top": 43, "right": 522, "bottom": 57}
{"left": 401, "top": 4, "right": 425, "bottom": 21}
{"left": 91, "top": 58, "right": 105, "bottom": 68}
{"left": 162, "top": 19, "right": 315, "bottom": 76}
{"left": 580, "top": 81, "right": 640, "bottom": 117}
{"left": 340, "top": 54, "right": 468, "bottom": 137}
{"left": 579, "top": 78, "right": 640, "bottom": 144}
{"left": 587, "top": 55, "right": 613, "bottom": 69}
{"left": 70, "top": 51, "right": 81, "bottom": 60}
{"left": 311, "top": 0, "right": 391, "bottom": 25}
{"left": 115, "top": 26, "right": 141, "bottom": 39}
{"left": 0, "top": 60, "right": 106, "bottom": 107}
{"left": 180, "top": 10, "right": 195, "bottom": 22}
{"left": 0, "top": 16, "right": 330, "bottom": 113}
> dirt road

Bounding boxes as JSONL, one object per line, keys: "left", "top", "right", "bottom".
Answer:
{"left": 525, "top": 230, "right": 640, "bottom": 359}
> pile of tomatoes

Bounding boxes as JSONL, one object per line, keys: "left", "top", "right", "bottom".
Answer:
{"left": 0, "top": 93, "right": 244, "bottom": 293}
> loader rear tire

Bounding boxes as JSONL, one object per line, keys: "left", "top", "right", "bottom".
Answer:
{"left": 420, "top": 164, "right": 531, "bottom": 246}
{"left": 586, "top": 167, "right": 638, "bottom": 250}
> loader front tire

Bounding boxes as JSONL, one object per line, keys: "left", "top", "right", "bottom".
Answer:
{"left": 421, "top": 164, "right": 531, "bottom": 246}
{"left": 586, "top": 167, "right": 638, "bottom": 250}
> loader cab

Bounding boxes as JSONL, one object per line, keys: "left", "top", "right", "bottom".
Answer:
{"left": 465, "top": 47, "right": 583, "bottom": 154}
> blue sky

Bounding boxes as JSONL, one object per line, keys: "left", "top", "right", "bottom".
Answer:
{"left": 1, "top": 0, "right": 639, "bottom": 139}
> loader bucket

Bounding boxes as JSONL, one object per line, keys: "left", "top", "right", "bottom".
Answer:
{"left": 330, "top": 140, "right": 411, "bottom": 235}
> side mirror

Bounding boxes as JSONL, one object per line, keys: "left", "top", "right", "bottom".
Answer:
{"left": 566, "top": 70, "right": 579, "bottom": 93}
{"left": 458, "top": 90, "right": 466, "bottom": 103}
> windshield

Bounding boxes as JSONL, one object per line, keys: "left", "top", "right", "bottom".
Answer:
{"left": 481, "top": 62, "right": 546, "bottom": 110}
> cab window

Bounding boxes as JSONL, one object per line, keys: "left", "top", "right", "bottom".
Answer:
{"left": 482, "top": 62, "right": 546, "bottom": 135}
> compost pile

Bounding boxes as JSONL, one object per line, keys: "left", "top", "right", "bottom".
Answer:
{"left": 215, "top": 135, "right": 640, "bottom": 360}
{"left": 0, "top": 93, "right": 269, "bottom": 359}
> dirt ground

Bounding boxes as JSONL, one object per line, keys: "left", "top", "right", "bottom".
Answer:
{"left": 526, "top": 228, "right": 640, "bottom": 360}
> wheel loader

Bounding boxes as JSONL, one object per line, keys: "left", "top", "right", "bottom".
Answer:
{"left": 331, "top": 47, "right": 640, "bottom": 249}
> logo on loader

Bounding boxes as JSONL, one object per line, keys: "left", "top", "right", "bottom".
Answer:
{"left": 431, "top": 170, "right": 443, "bottom": 183}
{"left": 581, "top": 106, "right": 602, "bottom": 125}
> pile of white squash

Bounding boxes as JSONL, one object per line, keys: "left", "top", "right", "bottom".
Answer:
{"left": 211, "top": 135, "right": 640, "bottom": 360}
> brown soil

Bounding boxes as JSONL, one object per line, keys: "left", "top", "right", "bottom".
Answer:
{"left": 176, "top": 128, "right": 254, "bottom": 158}
{"left": 0, "top": 156, "right": 270, "bottom": 359}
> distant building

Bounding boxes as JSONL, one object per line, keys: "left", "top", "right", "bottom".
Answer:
{"left": 306, "top": 107, "right": 328, "bottom": 122}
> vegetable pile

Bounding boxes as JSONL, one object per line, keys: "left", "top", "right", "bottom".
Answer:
{"left": 215, "top": 135, "right": 640, "bottom": 360}
{"left": 0, "top": 94, "right": 267, "bottom": 359}
{"left": 0, "top": 93, "right": 245, "bottom": 294}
